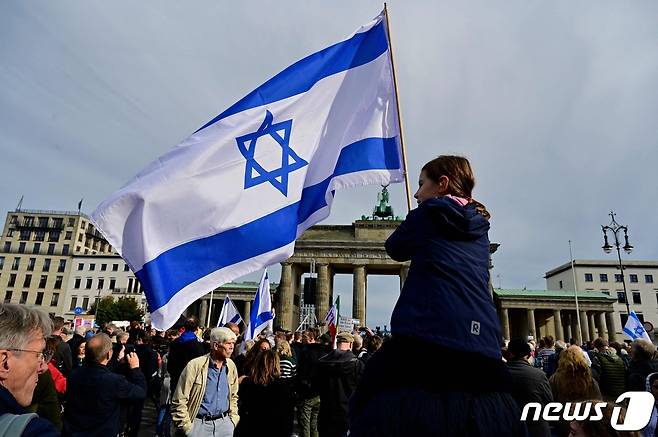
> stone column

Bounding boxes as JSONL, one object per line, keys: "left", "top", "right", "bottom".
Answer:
{"left": 276, "top": 262, "right": 293, "bottom": 330}
{"left": 553, "top": 309, "right": 564, "bottom": 341}
{"left": 527, "top": 308, "right": 536, "bottom": 339}
{"left": 572, "top": 312, "right": 582, "bottom": 344}
{"left": 596, "top": 312, "right": 607, "bottom": 339}
{"left": 244, "top": 300, "right": 251, "bottom": 322}
{"left": 353, "top": 265, "right": 367, "bottom": 326}
{"left": 316, "top": 264, "right": 330, "bottom": 325}
{"left": 199, "top": 299, "right": 208, "bottom": 327}
{"left": 564, "top": 313, "right": 572, "bottom": 341}
{"left": 588, "top": 312, "right": 597, "bottom": 341}
{"left": 606, "top": 312, "right": 617, "bottom": 342}
{"left": 580, "top": 311, "right": 590, "bottom": 343}
{"left": 501, "top": 307, "right": 510, "bottom": 341}
{"left": 400, "top": 266, "right": 409, "bottom": 291}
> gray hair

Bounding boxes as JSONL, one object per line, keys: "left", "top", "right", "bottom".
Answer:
{"left": 0, "top": 304, "right": 53, "bottom": 350}
{"left": 86, "top": 333, "right": 112, "bottom": 363}
{"left": 210, "top": 327, "right": 237, "bottom": 344}
{"left": 353, "top": 334, "right": 363, "bottom": 348}
{"left": 116, "top": 330, "right": 129, "bottom": 342}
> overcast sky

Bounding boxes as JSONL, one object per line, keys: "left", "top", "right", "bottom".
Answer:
{"left": 2, "top": 1, "right": 658, "bottom": 328}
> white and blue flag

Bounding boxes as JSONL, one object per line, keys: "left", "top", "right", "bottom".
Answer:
{"left": 244, "top": 269, "right": 273, "bottom": 341}
{"left": 91, "top": 11, "right": 404, "bottom": 330}
{"left": 624, "top": 311, "right": 651, "bottom": 341}
{"left": 217, "top": 296, "right": 243, "bottom": 327}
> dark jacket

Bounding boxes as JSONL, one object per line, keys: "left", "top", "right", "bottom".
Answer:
{"left": 166, "top": 331, "right": 204, "bottom": 391}
{"left": 27, "top": 369, "right": 62, "bottom": 431}
{"left": 628, "top": 358, "right": 658, "bottom": 392}
{"left": 296, "top": 342, "right": 328, "bottom": 399}
{"left": 591, "top": 350, "right": 627, "bottom": 400}
{"left": 387, "top": 197, "right": 502, "bottom": 360}
{"left": 63, "top": 362, "right": 146, "bottom": 437}
{"left": 316, "top": 349, "right": 364, "bottom": 437}
{"left": 234, "top": 378, "right": 293, "bottom": 437}
{"left": 507, "top": 359, "right": 553, "bottom": 437}
{"left": 0, "top": 385, "right": 59, "bottom": 436}
{"left": 54, "top": 339, "right": 73, "bottom": 377}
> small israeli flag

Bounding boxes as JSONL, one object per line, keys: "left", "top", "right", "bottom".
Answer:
{"left": 217, "top": 296, "right": 243, "bottom": 327}
{"left": 623, "top": 311, "right": 651, "bottom": 341}
{"left": 244, "top": 269, "right": 273, "bottom": 341}
{"left": 91, "top": 10, "right": 403, "bottom": 329}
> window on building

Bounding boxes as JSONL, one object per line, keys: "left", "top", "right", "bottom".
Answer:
{"left": 101, "top": 264, "right": 107, "bottom": 271}
{"left": 19, "top": 230, "right": 31, "bottom": 241}
{"left": 0, "top": 256, "right": 3, "bottom": 269}
{"left": 77, "top": 263, "right": 83, "bottom": 271}
{"left": 124, "top": 264, "right": 130, "bottom": 272}
{"left": 27, "top": 258, "right": 35, "bottom": 271}
{"left": 80, "top": 221, "right": 86, "bottom": 229}
{"left": 85, "top": 278, "right": 92, "bottom": 289}
{"left": 58, "top": 259, "right": 66, "bottom": 273}
{"left": 50, "top": 293, "right": 59, "bottom": 307}
{"left": 633, "top": 292, "right": 642, "bottom": 304}
{"left": 584, "top": 273, "right": 593, "bottom": 282}
{"left": 78, "top": 233, "right": 83, "bottom": 242}
{"left": 655, "top": 292, "right": 658, "bottom": 305}
{"left": 48, "top": 231, "right": 60, "bottom": 242}
{"left": 615, "top": 274, "right": 623, "bottom": 283}
{"left": 600, "top": 273, "right": 608, "bottom": 282}
{"left": 47, "top": 244, "right": 55, "bottom": 255}
{"left": 109, "top": 279, "right": 116, "bottom": 290}
{"left": 35, "top": 292, "right": 44, "bottom": 306}
{"left": 82, "top": 297, "right": 89, "bottom": 310}
{"left": 18, "top": 242, "right": 25, "bottom": 253}
{"left": 65, "top": 231, "right": 72, "bottom": 240}
{"left": 20, "top": 292, "right": 28, "bottom": 305}
{"left": 23, "top": 217, "right": 34, "bottom": 227}
{"left": 62, "top": 244, "right": 69, "bottom": 255}
{"left": 74, "top": 277, "right": 81, "bottom": 289}
{"left": 9, "top": 215, "right": 17, "bottom": 225}
{"left": 53, "top": 218, "right": 63, "bottom": 228}
{"left": 5, "top": 229, "right": 13, "bottom": 237}
{"left": 34, "top": 231, "right": 45, "bottom": 241}
{"left": 43, "top": 259, "right": 51, "bottom": 272}
{"left": 32, "top": 243, "right": 40, "bottom": 254}
{"left": 89, "top": 263, "right": 95, "bottom": 271}
{"left": 38, "top": 217, "right": 49, "bottom": 227}
{"left": 617, "top": 291, "right": 626, "bottom": 304}
{"left": 98, "top": 278, "right": 104, "bottom": 290}
{"left": 11, "top": 258, "right": 20, "bottom": 270}
{"left": 127, "top": 278, "right": 134, "bottom": 293}
{"left": 8, "top": 274, "right": 16, "bottom": 287}
{"left": 23, "top": 274, "right": 31, "bottom": 287}
{"left": 68, "top": 218, "right": 75, "bottom": 227}
{"left": 3, "top": 242, "right": 11, "bottom": 252}
{"left": 646, "top": 275, "right": 654, "bottom": 284}
{"left": 39, "top": 275, "right": 47, "bottom": 288}
{"left": 69, "top": 297, "right": 77, "bottom": 311}
{"left": 111, "top": 264, "right": 118, "bottom": 271}
{"left": 630, "top": 274, "right": 638, "bottom": 283}
{"left": 84, "top": 249, "right": 88, "bottom": 255}
{"left": 4, "top": 290, "right": 12, "bottom": 303}
{"left": 76, "top": 246, "right": 80, "bottom": 252}
{"left": 54, "top": 276, "right": 62, "bottom": 290}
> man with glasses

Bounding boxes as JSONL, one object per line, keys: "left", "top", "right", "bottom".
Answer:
{"left": 0, "top": 303, "right": 59, "bottom": 436}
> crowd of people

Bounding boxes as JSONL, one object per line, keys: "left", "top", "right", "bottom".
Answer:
{"left": 2, "top": 155, "right": 656, "bottom": 437}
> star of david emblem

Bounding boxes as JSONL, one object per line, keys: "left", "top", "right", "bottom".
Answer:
{"left": 236, "top": 110, "right": 307, "bottom": 196}
{"left": 634, "top": 326, "right": 645, "bottom": 336}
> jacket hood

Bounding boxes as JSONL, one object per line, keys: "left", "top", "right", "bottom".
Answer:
{"left": 421, "top": 197, "right": 489, "bottom": 240}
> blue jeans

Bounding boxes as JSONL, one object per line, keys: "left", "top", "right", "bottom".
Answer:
{"left": 156, "top": 404, "right": 172, "bottom": 437}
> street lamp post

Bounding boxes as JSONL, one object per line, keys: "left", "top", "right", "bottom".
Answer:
{"left": 601, "top": 211, "right": 633, "bottom": 316}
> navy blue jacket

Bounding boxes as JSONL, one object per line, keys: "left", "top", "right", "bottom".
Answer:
{"left": 0, "top": 385, "right": 59, "bottom": 436}
{"left": 62, "top": 362, "right": 146, "bottom": 437}
{"left": 387, "top": 197, "right": 502, "bottom": 359}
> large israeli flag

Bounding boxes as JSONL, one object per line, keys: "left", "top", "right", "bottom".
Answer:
{"left": 624, "top": 311, "right": 651, "bottom": 341}
{"left": 217, "top": 296, "right": 243, "bottom": 327}
{"left": 244, "top": 269, "right": 273, "bottom": 341}
{"left": 91, "top": 11, "right": 404, "bottom": 330}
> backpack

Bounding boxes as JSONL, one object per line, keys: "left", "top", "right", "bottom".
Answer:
{"left": 0, "top": 413, "right": 37, "bottom": 437}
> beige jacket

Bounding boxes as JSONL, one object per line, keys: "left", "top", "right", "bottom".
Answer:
{"left": 170, "top": 354, "right": 239, "bottom": 435}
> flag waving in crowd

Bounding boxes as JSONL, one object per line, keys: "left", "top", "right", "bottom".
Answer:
{"left": 244, "top": 269, "right": 274, "bottom": 342}
{"left": 325, "top": 296, "right": 340, "bottom": 348}
{"left": 623, "top": 310, "right": 651, "bottom": 341}
{"left": 91, "top": 10, "right": 404, "bottom": 329}
{"left": 217, "top": 295, "right": 243, "bottom": 327}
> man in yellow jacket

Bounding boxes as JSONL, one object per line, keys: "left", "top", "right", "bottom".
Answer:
{"left": 171, "top": 327, "right": 239, "bottom": 436}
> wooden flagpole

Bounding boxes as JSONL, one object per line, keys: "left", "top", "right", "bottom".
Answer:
{"left": 384, "top": 3, "right": 413, "bottom": 213}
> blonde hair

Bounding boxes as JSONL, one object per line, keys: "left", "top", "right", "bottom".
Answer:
{"left": 276, "top": 340, "right": 292, "bottom": 358}
{"left": 553, "top": 346, "right": 597, "bottom": 401}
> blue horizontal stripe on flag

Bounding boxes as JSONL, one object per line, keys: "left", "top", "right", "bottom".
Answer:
{"left": 195, "top": 21, "right": 388, "bottom": 133}
{"left": 623, "top": 327, "right": 637, "bottom": 339}
{"left": 229, "top": 314, "right": 241, "bottom": 324}
{"left": 137, "top": 136, "right": 400, "bottom": 311}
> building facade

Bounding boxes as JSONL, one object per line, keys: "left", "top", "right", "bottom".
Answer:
{"left": 545, "top": 260, "right": 658, "bottom": 336}
{"left": 0, "top": 209, "right": 113, "bottom": 315}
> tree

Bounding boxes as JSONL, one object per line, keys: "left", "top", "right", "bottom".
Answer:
{"left": 88, "top": 296, "right": 144, "bottom": 326}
